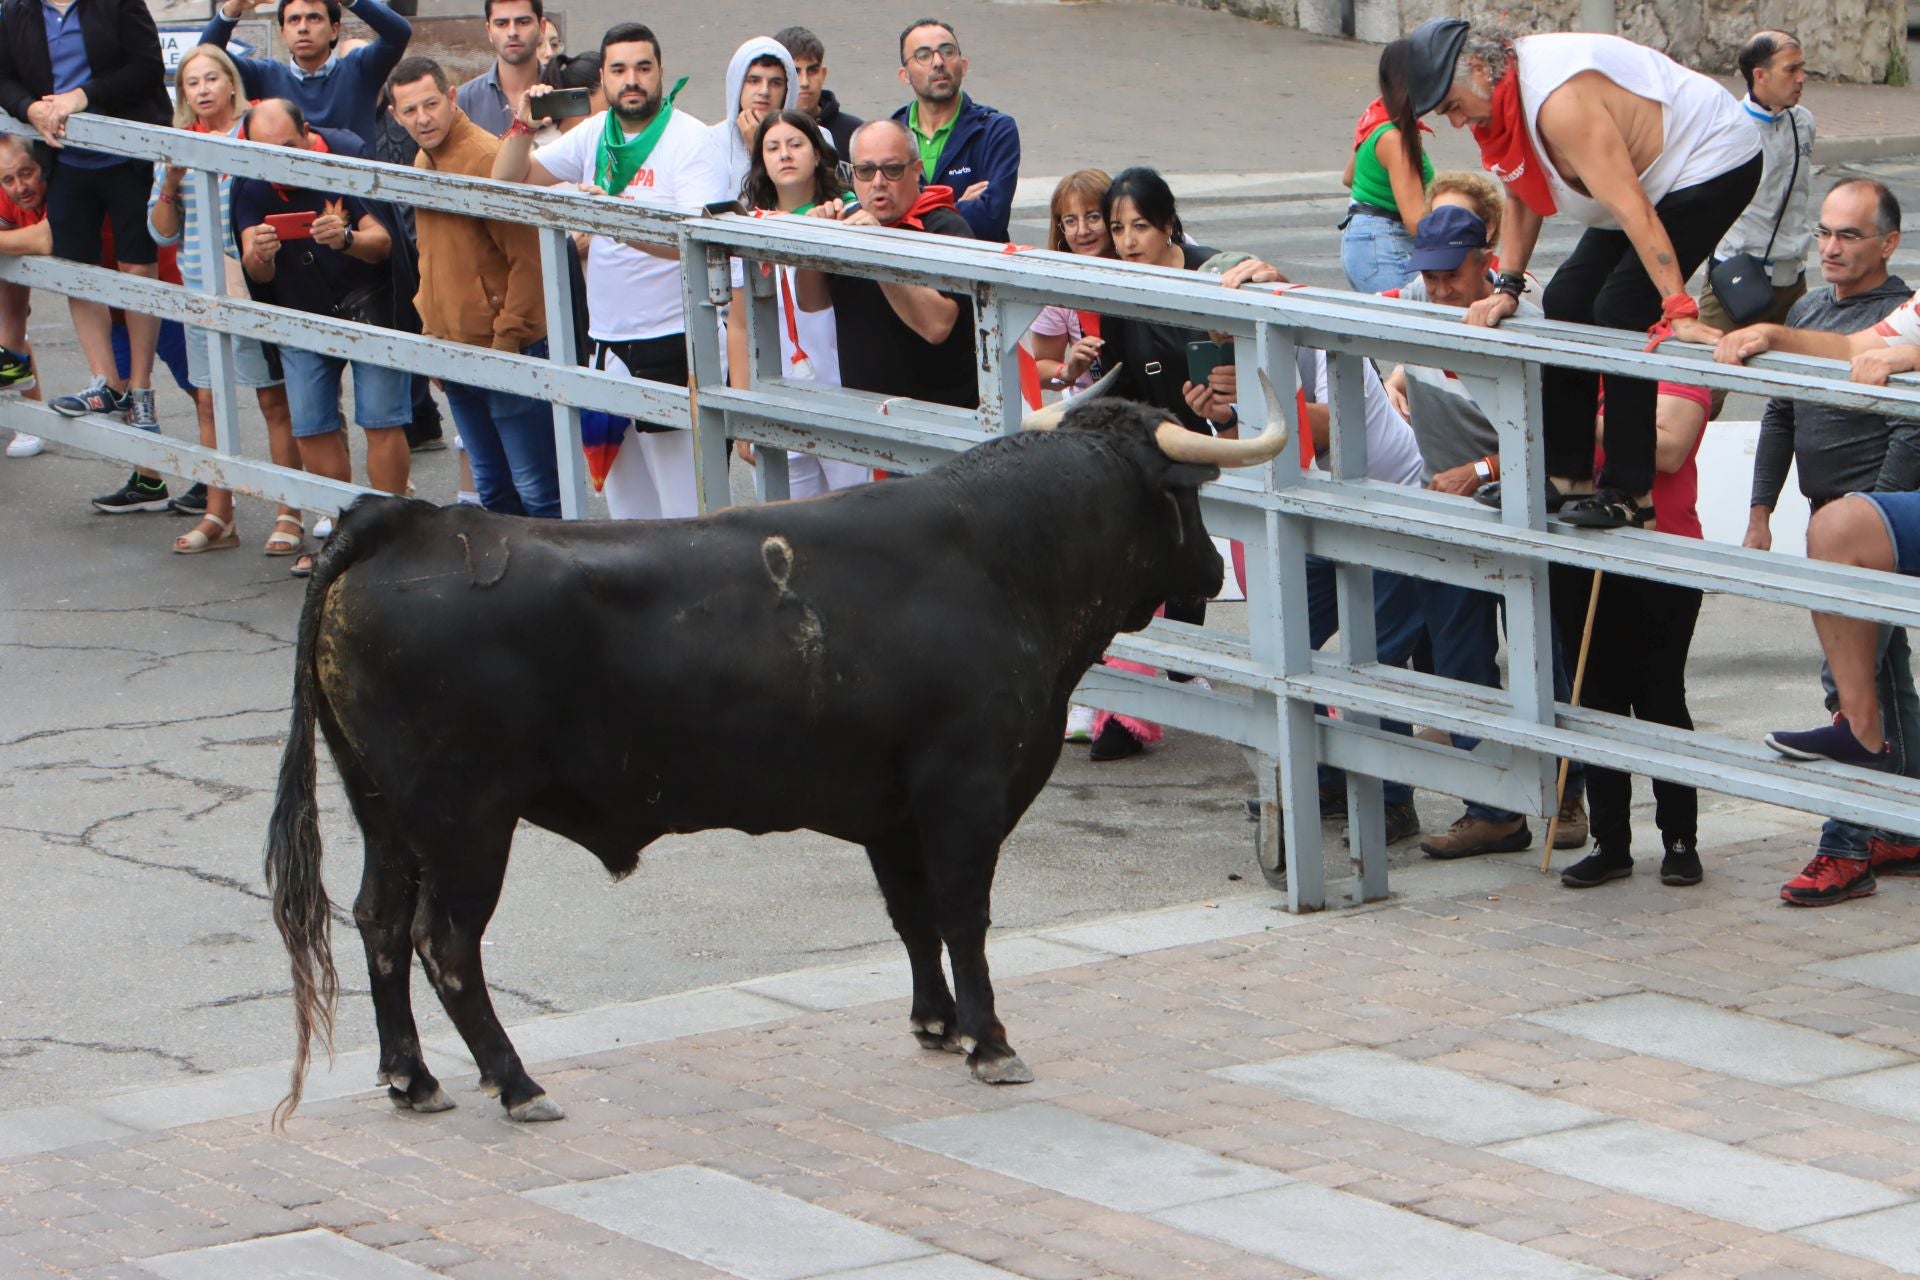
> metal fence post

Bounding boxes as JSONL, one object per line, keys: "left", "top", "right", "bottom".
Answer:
{"left": 188, "top": 167, "right": 239, "bottom": 460}
{"left": 1492, "top": 361, "right": 1559, "bottom": 818}
{"left": 685, "top": 236, "right": 732, "bottom": 514}
{"left": 536, "top": 225, "right": 589, "bottom": 519}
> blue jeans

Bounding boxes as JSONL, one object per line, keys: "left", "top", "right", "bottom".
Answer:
{"left": 1306, "top": 556, "right": 1424, "bottom": 808}
{"left": 111, "top": 318, "right": 192, "bottom": 399}
{"left": 1820, "top": 625, "right": 1920, "bottom": 861}
{"left": 1416, "top": 578, "right": 1523, "bottom": 824}
{"left": 1340, "top": 213, "right": 1415, "bottom": 294}
{"left": 280, "top": 347, "right": 411, "bottom": 437}
{"left": 444, "top": 339, "right": 560, "bottom": 519}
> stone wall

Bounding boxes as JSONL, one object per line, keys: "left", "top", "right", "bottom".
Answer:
{"left": 1162, "top": 0, "right": 1908, "bottom": 83}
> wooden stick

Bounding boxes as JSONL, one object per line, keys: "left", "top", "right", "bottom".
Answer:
{"left": 1542, "top": 568, "right": 1604, "bottom": 873}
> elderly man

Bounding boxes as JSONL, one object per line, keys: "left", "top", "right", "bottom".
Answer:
{"left": 0, "top": 136, "right": 51, "bottom": 457}
{"left": 391, "top": 56, "right": 554, "bottom": 517}
{"left": 234, "top": 99, "right": 408, "bottom": 574}
{"left": 795, "top": 119, "right": 976, "bottom": 409}
{"left": 201, "top": 0, "right": 411, "bottom": 146}
{"left": 888, "top": 18, "right": 1019, "bottom": 242}
{"left": 455, "top": 0, "right": 545, "bottom": 137}
{"left": 1380, "top": 19, "right": 1760, "bottom": 529}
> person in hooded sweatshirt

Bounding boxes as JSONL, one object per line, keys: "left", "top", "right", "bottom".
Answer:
{"left": 774, "top": 26, "right": 862, "bottom": 165}
{"left": 708, "top": 36, "right": 797, "bottom": 199}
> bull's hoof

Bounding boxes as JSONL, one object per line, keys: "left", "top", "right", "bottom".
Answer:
{"left": 912, "top": 1018, "right": 964, "bottom": 1054}
{"left": 388, "top": 1084, "right": 456, "bottom": 1113}
{"left": 968, "top": 1053, "right": 1034, "bottom": 1085}
{"left": 507, "top": 1093, "right": 566, "bottom": 1122}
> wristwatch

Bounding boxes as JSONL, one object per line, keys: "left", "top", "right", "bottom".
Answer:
{"left": 1219, "top": 403, "right": 1240, "bottom": 430}
{"left": 1473, "top": 457, "right": 1494, "bottom": 483}
{"left": 341, "top": 226, "right": 356, "bottom": 252}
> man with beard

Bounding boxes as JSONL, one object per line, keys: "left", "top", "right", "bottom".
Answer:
{"left": 494, "top": 21, "right": 725, "bottom": 520}
{"left": 888, "top": 17, "right": 1019, "bottom": 242}
{"left": 456, "top": 0, "right": 547, "bottom": 137}
{"left": 0, "top": 137, "right": 51, "bottom": 457}
{"left": 774, "top": 26, "right": 862, "bottom": 163}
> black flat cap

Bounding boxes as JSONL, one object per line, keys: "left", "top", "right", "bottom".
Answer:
{"left": 1405, "top": 17, "right": 1471, "bottom": 116}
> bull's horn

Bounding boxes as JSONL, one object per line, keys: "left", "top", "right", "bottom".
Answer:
{"left": 1022, "top": 365, "right": 1123, "bottom": 430}
{"left": 1154, "top": 368, "right": 1291, "bottom": 467}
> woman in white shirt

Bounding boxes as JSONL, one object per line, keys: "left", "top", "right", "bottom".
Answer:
{"left": 726, "top": 109, "right": 867, "bottom": 498}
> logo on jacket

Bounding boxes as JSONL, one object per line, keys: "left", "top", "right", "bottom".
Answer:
{"left": 947, "top": 166, "right": 973, "bottom": 177}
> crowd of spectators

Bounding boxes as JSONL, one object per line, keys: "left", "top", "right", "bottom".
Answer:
{"left": 0, "top": 4, "right": 1916, "bottom": 907}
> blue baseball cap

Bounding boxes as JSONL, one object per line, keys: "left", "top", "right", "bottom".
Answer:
{"left": 1408, "top": 204, "right": 1490, "bottom": 272}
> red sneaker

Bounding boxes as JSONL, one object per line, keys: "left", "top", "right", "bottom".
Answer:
{"left": 1867, "top": 837, "right": 1920, "bottom": 877}
{"left": 1781, "top": 855, "right": 1877, "bottom": 906}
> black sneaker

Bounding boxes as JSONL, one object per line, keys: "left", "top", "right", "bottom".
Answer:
{"left": 1383, "top": 799, "right": 1420, "bottom": 844}
{"left": 1561, "top": 845, "right": 1633, "bottom": 888}
{"left": 1659, "top": 836, "right": 1703, "bottom": 886}
{"left": 52, "top": 376, "right": 128, "bottom": 419}
{"left": 91, "top": 471, "right": 171, "bottom": 513}
{"left": 1089, "top": 719, "right": 1144, "bottom": 762}
{"left": 0, "top": 345, "right": 34, "bottom": 394}
{"left": 168, "top": 482, "right": 209, "bottom": 516}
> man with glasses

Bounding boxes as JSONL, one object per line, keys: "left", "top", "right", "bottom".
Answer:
{"left": 887, "top": 18, "right": 1019, "bottom": 242}
{"left": 795, "top": 119, "right": 976, "bottom": 408}
{"left": 1717, "top": 178, "right": 1920, "bottom": 906}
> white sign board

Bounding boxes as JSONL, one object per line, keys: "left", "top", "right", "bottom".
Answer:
{"left": 158, "top": 26, "right": 254, "bottom": 76}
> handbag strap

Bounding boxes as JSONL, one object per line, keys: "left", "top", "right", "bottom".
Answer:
{"left": 1759, "top": 111, "right": 1800, "bottom": 262}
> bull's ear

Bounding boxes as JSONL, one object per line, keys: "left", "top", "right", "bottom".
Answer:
{"left": 1162, "top": 462, "right": 1220, "bottom": 490}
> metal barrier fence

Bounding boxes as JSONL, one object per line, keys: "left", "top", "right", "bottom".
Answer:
{"left": 9, "top": 112, "right": 1920, "bottom": 913}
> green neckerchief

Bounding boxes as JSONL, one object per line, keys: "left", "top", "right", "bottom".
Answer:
{"left": 790, "top": 192, "right": 856, "bottom": 215}
{"left": 596, "top": 76, "right": 688, "bottom": 195}
{"left": 908, "top": 95, "right": 963, "bottom": 182}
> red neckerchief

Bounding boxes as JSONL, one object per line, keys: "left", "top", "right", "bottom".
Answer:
{"left": 895, "top": 184, "right": 956, "bottom": 231}
{"left": 1351, "top": 97, "right": 1433, "bottom": 150}
{"left": 1470, "top": 69, "right": 1557, "bottom": 217}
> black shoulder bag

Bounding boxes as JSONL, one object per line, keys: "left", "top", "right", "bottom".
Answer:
{"left": 1709, "top": 112, "right": 1799, "bottom": 325}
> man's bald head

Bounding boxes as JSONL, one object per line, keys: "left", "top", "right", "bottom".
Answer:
{"left": 245, "top": 98, "right": 312, "bottom": 147}
{"left": 1739, "top": 30, "right": 1806, "bottom": 109}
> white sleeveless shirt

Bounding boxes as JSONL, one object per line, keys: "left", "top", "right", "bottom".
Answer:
{"left": 1514, "top": 33, "right": 1759, "bottom": 230}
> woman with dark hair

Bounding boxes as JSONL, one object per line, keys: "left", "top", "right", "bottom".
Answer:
{"left": 727, "top": 109, "right": 866, "bottom": 497}
{"left": 1337, "top": 43, "right": 1433, "bottom": 293}
{"left": 537, "top": 51, "right": 604, "bottom": 142}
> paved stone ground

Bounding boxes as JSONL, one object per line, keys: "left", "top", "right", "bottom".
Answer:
{"left": 5, "top": 832, "right": 1920, "bottom": 1279}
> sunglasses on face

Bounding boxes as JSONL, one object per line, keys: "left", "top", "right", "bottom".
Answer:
{"left": 851, "top": 161, "right": 911, "bottom": 182}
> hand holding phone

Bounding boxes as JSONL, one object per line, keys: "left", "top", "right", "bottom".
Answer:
{"left": 265, "top": 210, "right": 317, "bottom": 241}
{"left": 530, "top": 86, "right": 593, "bottom": 120}
{"left": 1185, "top": 339, "right": 1234, "bottom": 387}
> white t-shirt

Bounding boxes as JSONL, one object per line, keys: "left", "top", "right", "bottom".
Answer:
{"left": 534, "top": 109, "right": 727, "bottom": 341}
{"left": 1299, "top": 349, "right": 1425, "bottom": 486}
{"left": 730, "top": 257, "right": 842, "bottom": 385}
{"left": 1875, "top": 292, "right": 1920, "bottom": 346}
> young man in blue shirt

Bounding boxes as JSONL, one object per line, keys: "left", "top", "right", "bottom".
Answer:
{"left": 200, "top": 0, "right": 412, "bottom": 146}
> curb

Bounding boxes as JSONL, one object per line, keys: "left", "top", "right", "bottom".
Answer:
{"left": 1814, "top": 133, "right": 1920, "bottom": 165}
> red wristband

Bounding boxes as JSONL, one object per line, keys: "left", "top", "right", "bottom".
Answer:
{"left": 504, "top": 118, "right": 533, "bottom": 139}
{"left": 1660, "top": 293, "right": 1700, "bottom": 322}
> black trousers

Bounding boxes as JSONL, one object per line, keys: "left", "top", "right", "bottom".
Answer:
{"left": 1550, "top": 565, "right": 1703, "bottom": 852}
{"left": 1539, "top": 154, "right": 1760, "bottom": 497}
{"left": 597, "top": 334, "right": 688, "bottom": 433}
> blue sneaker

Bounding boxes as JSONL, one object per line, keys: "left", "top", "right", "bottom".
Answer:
{"left": 51, "top": 376, "right": 128, "bottom": 419}
{"left": 0, "top": 345, "right": 33, "bottom": 394}
{"left": 1765, "top": 714, "right": 1892, "bottom": 768}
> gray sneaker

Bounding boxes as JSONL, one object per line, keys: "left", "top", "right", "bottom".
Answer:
{"left": 125, "top": 387, "right": 158, "bottom": 430}
{"left": 51, "top": 376, "right": 127, "bottom": 418}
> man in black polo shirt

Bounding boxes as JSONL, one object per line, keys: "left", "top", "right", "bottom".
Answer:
{"left": 795, "top": 119, "right": 975, "bottom": 409}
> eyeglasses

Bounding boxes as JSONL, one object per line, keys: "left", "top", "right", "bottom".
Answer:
{"left": 906, "top": 43, "right": 960, "bottom": 65}
{"left": 1814, "top": 225, "right": 1884, "bottom": 244}
{"left": 851, "top": 161, "right": 911, "bottom": 182}
{"left": 1058, "top": 213, "right": 1104, "bottom": 232}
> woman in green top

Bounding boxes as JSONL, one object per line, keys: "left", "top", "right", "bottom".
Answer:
{"left": 1340, "top": 46, "right": 1435, "bottom": 292}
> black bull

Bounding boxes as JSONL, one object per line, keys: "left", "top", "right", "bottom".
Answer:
{"left": 264, "top": 391, "right": 1288, "bottom": 1124}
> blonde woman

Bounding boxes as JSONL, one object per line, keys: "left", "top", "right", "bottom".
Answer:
{"left": 147, "top": 45, "right": 305, "bottom": 556}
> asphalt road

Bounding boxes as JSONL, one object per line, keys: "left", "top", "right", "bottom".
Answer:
{"left": 1, "top": 0, "right": 1913, "bottom": 1115}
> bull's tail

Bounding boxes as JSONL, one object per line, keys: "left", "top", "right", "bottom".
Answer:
{"left": 262, "top": 521, "right": 367, "bottom": 1128}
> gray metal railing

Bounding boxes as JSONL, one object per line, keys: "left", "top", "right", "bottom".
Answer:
{"left": 8, "top": 112, "right": 1920, "bottom": 912}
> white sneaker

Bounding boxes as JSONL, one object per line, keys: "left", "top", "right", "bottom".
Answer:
{"left": 1064, "top": 704, "right": 1096, "bottom": 742}
{"left": 1188, "top": 676, "right": 1213, "bottom": 692}
{"left": 313, "top": 515, "right": 334, "bottom": 539}
{"left": 456, "top": 490, "right": 482, "bottom": 506}
{"left": 6, "top": 432, "right": 43, "bottom": 458}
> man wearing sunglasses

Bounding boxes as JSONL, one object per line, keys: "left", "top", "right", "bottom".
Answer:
{"left": 887, "top": 18, "right": 1019, "bottom": 242}
{"left": 795, "top": 119, "right": 976, "bottom": 409}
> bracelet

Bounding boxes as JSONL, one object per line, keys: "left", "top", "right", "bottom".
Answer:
{"left": 504, "top": 118, "right": 534, "bottom": 139}
{"left": 1495, "top": 271, "right": 1527, "bottom": 299}
{"left": 156, "top": 189, "right": 177, "bottom": 205}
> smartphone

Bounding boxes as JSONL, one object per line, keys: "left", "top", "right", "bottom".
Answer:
{"left": 265, "top": 210, "right": 317, "bottom": 241}
{"left": 530, "top": 87, "right": 594, "bottom": 120}
{"left": 1185, "top": 339, "right": 1234, "bottom": 385}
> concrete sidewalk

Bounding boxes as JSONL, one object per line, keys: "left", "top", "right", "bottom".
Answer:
{"left": 5, "top": 820, "right": 1920, "bottom": 1279}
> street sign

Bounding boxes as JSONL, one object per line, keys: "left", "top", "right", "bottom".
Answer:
{"left": 158, "top": 25, "right": 256, "bottom": 76}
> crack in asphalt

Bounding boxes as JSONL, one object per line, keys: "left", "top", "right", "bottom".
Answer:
{"left": 0, "top": 706, "right": 288, "bottom": 749}
{"left": 0, "top": 1035, "right": 212, "bottom": 1076}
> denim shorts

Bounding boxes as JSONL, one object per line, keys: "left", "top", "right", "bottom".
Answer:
{"left": 280, "top": 347, "right": 411, "bottom": 439}
{"left": 184, "top": 326, "right": 280, "bottom": 390}
{"left": 1860, "top": 491, "right": 1920, "bottom": 576}
{"left": 1340, "top": 212, "right": 1415, "bottom": 295}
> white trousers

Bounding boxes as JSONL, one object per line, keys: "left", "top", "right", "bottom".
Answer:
{"left": 786, "top": 453, "right": 871, "bottom": 500}
{"left": 604, "top": 426, "right": 697, "bottom": 520}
